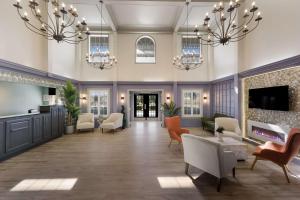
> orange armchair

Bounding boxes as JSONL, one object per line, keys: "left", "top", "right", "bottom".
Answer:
{"left": 165, "top": 116, "right": 190, "bottom": 147}
{"left": 251, "top": 128, "right": 300, "bottom": 183}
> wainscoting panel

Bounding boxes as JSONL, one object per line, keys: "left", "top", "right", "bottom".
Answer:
{"left": 212, "top": 79, "right": 235, "bottom": 117}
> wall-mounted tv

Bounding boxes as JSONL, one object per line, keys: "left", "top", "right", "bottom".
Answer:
{"left": 248, "top": 85, "right": 289, "bottom": 111}
{"left": 48, "top": 88, "right": 56, "bottom": 95}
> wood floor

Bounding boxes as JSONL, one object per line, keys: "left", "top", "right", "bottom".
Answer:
{"left": 0, "top": 121, "right": 299, "bottom": 200}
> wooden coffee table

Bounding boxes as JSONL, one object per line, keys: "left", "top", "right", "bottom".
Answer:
{"left": 203, "top": 137, "right": 248, "bottom": 161}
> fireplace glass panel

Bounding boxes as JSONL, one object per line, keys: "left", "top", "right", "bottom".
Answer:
{"left": 251, "top": 126, "right": 285, "bottom": 143}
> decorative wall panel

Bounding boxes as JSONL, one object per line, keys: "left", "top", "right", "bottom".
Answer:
{"left": 212, "top": 79, "right": 235, "bottom": 116}
{"left": 0, "top": 70, "right": 64, "bottom": 88}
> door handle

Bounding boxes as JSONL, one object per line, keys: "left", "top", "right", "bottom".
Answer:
{"left": 144, "top": 104, "right": 147, "bottom": 110}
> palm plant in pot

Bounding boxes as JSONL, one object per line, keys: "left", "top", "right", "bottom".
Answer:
{"left": 162, "top": 101, "right": 181, "bottom": 127}
{"left": 63, "top": 80, "right": 80, "bottom": 134}
{"left": 162, "top": 101, "right": 181, "bottom": 117}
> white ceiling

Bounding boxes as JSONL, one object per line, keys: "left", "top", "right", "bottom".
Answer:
{"left": 186, "top": 5, "right": 215, "bottom": 26}
{"left": 74, "top": 4, "right": 107, "bottom": 27}
{"left": 108, "top": 2, "right": 181, "bottom": 31}
{"left": 65, "top": 0, "right": 218, "bottom": 32}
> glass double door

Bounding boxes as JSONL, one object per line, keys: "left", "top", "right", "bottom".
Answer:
{"left": 134, "top": 94, "right": 158, "bottom": 119}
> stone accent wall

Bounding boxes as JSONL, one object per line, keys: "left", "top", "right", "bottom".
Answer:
{"left": 243, "top": 66, "right": 300, "bottom": 132}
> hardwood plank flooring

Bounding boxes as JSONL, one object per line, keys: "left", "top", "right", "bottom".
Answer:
{"left": 0, "top": 121, "right": 299, "bottom": 200}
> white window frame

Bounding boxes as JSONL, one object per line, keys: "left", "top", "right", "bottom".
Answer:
{"left": 181, "top": 35, "right": 203, "bottom": 64}
{"left": 181, "top": 89, "right": 203, "bottom": 118}
{"left": 88, "top": 89, "right": 110, "bottom": 117}
{"left": 135, "top": 35, "right": 156, "bottom": 64}
{"left": 88, "top": 34, "right": 110, "bottom": 63}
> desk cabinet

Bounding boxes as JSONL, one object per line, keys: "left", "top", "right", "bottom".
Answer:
{"left": 0, "top": 105, "right": 65, "bottom": 161}
{"left": 33, "top": 115, "right": 43, "bottom": 144}
{"left": 5, "top": 117, "right": 32, "bottom": 154}
{"left": 0, "top": 120, "right": 5, "bottom": 157}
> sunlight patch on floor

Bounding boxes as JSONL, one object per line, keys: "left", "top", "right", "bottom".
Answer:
{"left": 157, "top": 176, "right": 195, "bottom": 189}
{"left": 10, "top": 178, "right": 78, "bottom": 192}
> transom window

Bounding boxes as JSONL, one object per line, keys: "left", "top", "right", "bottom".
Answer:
{"left": 88, "top": 89, "right": 110, "bottom": 117}
{"left": 136, "top": 36, "right": 156, "bottom": 63}
{"left": 182, "top": 36, "right": 202, "bottom": 63}
{"left": 182, "top": 90, "right": 203, "bottom": 117}
{"left": 88, "top": 34, "right": 109, "bottom": 63}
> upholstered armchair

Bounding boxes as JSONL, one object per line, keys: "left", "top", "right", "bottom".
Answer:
{"left": 215, "top": 117, "right": 242, "bottom": 141}
{"left": 165, "top": 116, "right": 190, "bottom": 147}
{"left": 100, "top": 113, "right": 123, "bottom": 133}
{"left": 201, "top": 113, "right": 229, "bottom": 132}
{"left": 251, "top": 128, "right": 300, "bottom": 183}
{"left": 182, "top": 134, "right": 237, "bottom": 192}
{"left": 77, "top": 113, "right": 95, "bottom": 132}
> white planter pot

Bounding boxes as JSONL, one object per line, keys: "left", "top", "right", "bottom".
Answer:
{"left": 66, "top": 125, "right": 74, "bottom": 134}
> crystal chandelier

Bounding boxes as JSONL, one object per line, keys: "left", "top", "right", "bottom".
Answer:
{"left": 194, "top": 0, "right": 262, "bottom": 47}
{"left": 13, "top": 0, "right": 90, "bottom": 44}
{"left": 173, "top": 0, "right": 203, "bottom": 71}
{"left": 85, "top": 1, "right": 117, "bottom": 70}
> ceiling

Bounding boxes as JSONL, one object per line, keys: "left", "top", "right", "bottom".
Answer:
{"left": 66, "top": 0, "right": 218, "bottom": 32}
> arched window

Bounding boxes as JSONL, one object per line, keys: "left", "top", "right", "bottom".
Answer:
{"left": 136, "top": 36, "right": 156, "bottom": 63}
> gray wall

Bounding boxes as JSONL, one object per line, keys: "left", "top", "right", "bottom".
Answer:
{"left": 0, "top": 81, "right": 43, "bottom": 115}
{"left": 212, "top": 79, "right": 235, "bottom": 117}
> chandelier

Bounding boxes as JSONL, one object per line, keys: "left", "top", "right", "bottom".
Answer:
{"left": 173, "top": 0, "right": 203, "bottom": 71}
{"left": 194, "top": 0, "right": 262, "bottom": 46}
{"left": 85, "top": 0, "right": 117, "bottom": 70}
{"left": 13, "top": 0, "right": 90, "bottom": 44}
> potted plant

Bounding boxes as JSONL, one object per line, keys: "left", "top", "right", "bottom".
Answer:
{"left": 162, "top": 101, "right": 181, "bottom": 127}
{"left": 63, "top": 80, "right": 80, "bottom": 134}
{"left": 162, "top": 101, "right": 181, "bottom": 117}
{"left": 216, "top": 127, "right": 224, "bottom": 142}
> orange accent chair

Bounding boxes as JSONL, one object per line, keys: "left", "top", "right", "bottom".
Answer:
{"left": 165, "top": 116, "right": 190, "bottom": 147}
{"left": 251, "top": 128, "right": 300, "bottom": 183}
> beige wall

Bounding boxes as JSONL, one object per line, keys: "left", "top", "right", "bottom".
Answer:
{"left": 210, "top": 43, "right": 238, "bottom": 80}
{"left": 117, "top": 33, "right": 174, "bottom": 82}
{"left": 2, "top": 0, "right": 299, "bottom": 81}
{"left": 79, "top": 32, "right": 117, "bottom": 81}
{"left": 79, "top": 32, "right": 210, "bottom": 82}
{"left": 174, "top": 33, "right": 210, "bottom": 82}
{"left": 238, "top": 0, "right": 300, "bottom": 72}
{"left": 48, "top": 40, "right": 78, "bottom": 79}
{"left": 0, "top": 1, "right": 48, "bottom": 71}
{"left": 0, "top": 1, "right": 80, "bottom": 79}
{"left": 210, "top": 0, "right": 300, "bottom": 79}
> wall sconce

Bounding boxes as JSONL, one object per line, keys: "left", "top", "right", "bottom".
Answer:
{"left": 120, "top": 95, "right": 125, "bottom": 104}
{"left": 203, "top": 95, "right": 208, "bottom": 103}
{"left": 166, "top": 94, "right": 171, "bottom": 103}
{"left": 80, "top": 96, "right": 87, "bottom": 103}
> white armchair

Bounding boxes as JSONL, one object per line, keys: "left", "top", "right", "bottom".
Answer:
{"left": 182, "top": 134, "right": 237, "bottom": 192}
{"left": 215, "top": 117, "right": 242, "bottom": 141}
{"left": 77, "top": 113, "right": 95, "bottom": 132}
{"left": 100, "top": 113, "right": 123, "bottom": 133}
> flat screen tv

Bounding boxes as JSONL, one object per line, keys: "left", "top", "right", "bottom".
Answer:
{"left": 248, "top": 85, "right": 289, "bottom": 111}
{"left": 48, "top": 88, "right": 56, "bottom": 95}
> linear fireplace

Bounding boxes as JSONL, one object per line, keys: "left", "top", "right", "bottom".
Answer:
{"left": 248, "top": 120, "right": 290, "bottom": 144}
{"left": 251, "top": 126, "right": 285, "bottom": 143}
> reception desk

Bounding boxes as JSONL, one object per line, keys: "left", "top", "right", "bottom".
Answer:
{"left": 0, "top": 105, "right": 65, "bottom": 161}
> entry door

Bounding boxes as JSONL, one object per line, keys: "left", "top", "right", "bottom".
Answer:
{"left": 134, "top": 94, "right": 158, "bottom": 118}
